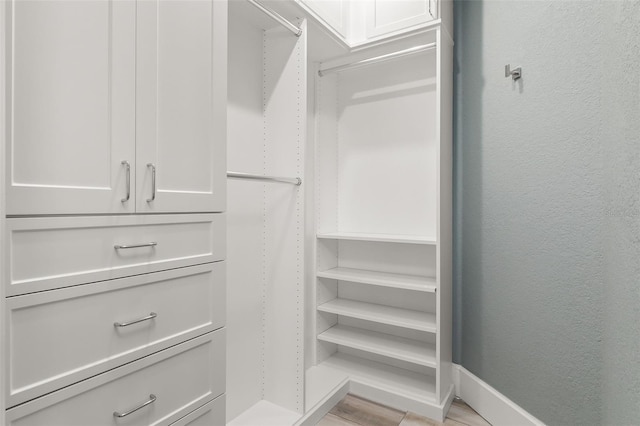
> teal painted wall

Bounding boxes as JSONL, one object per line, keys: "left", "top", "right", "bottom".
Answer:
{"left": 453, "top": 1, "right": 640, "bottom": 424}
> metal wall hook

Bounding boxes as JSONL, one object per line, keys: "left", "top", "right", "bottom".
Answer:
{"left": 505, "top": 64, "right": 522, "bottom": 81}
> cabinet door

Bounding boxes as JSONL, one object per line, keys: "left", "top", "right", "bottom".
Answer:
{"left": 5, "top": 0, "right": 135, "bottom": 215}
{"left": 365, "top": 0, "right": 435, "bottom": 39}
{"left": 136, "top": 0, "right": 227, "bottom": 213}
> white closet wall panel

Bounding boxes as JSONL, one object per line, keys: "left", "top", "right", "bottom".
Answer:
{"left": 336, "top": 53, "right": 438, "bottom": 238}
{"left": 263, "top": 23, "right": 307, "bottom": 414}
{"left": 226, "top": 22, "right": 265, "bottom": 422}
{"left": 6, "top": 0, "right": 135, "bottom": 215}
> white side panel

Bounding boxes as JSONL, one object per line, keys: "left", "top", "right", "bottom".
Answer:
{"left": 436, "top": 30, "right": 453, "bottom": 403}
{"left": 6, "top": 0, "right": 135, "bottom": 215}
{"left": 226, "top": 16, "right": 265, "bottom": 422}
{"left": 296, "top": 0, "right": 347, "bottom": 37}
{"left": 136, "top": 0, "right": 226, "bottom": 213}
{"left": 263, "top": 22, "right": 307, "bottom": 414}
{"left": 336, "top": 53, "right": 438, "bottom": 238}
{"left": 0, "top": 0, "right": 6, "bottom": 414}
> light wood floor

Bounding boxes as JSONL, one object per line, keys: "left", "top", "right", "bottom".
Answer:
{"left": 317, "top": 394, "right": 492, "bottom": 426}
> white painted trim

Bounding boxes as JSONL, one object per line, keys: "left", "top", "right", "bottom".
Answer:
{"left": 452, "top": 364, "right": 546, "bottom": 426}
{"left": 295, "top": 379, "right": 350, "bottom": 426}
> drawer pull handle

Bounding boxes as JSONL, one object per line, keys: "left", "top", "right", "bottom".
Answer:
{"left": 114, "top": 242, "right": 157, "bottom": 250}
{"left": 147, "top": 163, "right": 156, "bottom": 202}
{"left": 113, "top": 394, "right": 157, "bottom": 418}
{"left": 114, "top": 312, "right": 157, "bottom": 328}
{"left": 121, "top": 160, "right": 131, "bottom": 203}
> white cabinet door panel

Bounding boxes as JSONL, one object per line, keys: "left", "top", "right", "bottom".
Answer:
{"left": 6, "top": 0, "right": 135, "bottom": 215}
{"left": 136, "top": 0, "right": 226, "bottom": 213}
{"left": 366, "top": 0, "right": 435, "bottom": 39}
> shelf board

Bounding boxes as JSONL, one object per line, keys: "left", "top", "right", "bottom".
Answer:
{"left": 318, "top": 299, "right": 436, "bottom": 333}
{"left": 317, "top": 267, "right": 437, "bottom": 293}
{"left": 317, "top": 232, "right": 436, "bottom": 245}
{"left": 317, "top": 325, "right": 436, "bottom": 368}
{"left": 318, "top": 352, "right": 436, "bottom": 402}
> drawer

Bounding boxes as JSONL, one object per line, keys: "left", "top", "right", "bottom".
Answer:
{"left": 169, "top": 396, "right": 225, "bottom": 426}
{"left": 6, "top": 331, "right": 225, "bottom": 426}
{"left": 6, "top": 213, "right": 225, "bottom": 296}
{"left": 6, "top": 263, "right": 225, "bottom": 407}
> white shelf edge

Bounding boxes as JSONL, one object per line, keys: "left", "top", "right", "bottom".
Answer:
{"left": 317, "top": 232, "right": 437, "bottom": 245}
{"left": 318, "top": 298, "right": 437, "bottom": 333}
{"left": 317, "top": 267, "right": 437, "bottom": 293}
{"left": 317, "top": 325, "right": 436, "bottom": 368}
{"left": 318, "top": 352, "right": 437, "bottom": 403}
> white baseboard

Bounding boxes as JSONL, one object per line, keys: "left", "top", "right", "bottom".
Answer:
{"left": 452, "top": 364, "right": 546, "bottom": 426}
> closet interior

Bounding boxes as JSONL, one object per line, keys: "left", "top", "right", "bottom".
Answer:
{"left": 0, "top": 0, "right": 452, "bottom": 424}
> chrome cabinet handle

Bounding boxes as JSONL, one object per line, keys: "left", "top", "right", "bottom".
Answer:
{"left": 114, "top": 242, "right": 157, "bottom": 250}
{"left": 113, "top": 394, "right": 157, "bottom": 418}
{"left": 114, "top": 312, "right": 157, "bottom": 328}
{"left": 121, "top": 160, "right": 131, "bottom": 203}
{"left": 147, "top": 163, "right": 156, "bottom": 202}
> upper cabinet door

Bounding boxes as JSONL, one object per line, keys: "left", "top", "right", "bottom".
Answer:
{"left": 6, "top": 0, "right": 136, "bottom": 215}
{"left": 365, "top": 0, "right": 435, "bottom": 39}
{"left": 136, "top": 0, "right": 227, "bottom": 214}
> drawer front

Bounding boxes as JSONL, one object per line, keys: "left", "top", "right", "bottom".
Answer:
{"left": 7, "top": 263, "right": 225, "bottom": 407}
{"left": 169, "top": 396, "right": 225, "bottom": 426}
{"left": 6, "top": 331, "right": 225, "bottom": 426}
{"left": 6, "top": 213, "right": 225, "bottom": 296}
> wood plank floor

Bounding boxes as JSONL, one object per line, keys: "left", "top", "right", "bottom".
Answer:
{"left": 317, "top": 394, "right": 492, "bottom": 426}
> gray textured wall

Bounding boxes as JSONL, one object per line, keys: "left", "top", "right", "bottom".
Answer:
{"left": 453, "top": 1, "right": 640, "bottom": 424}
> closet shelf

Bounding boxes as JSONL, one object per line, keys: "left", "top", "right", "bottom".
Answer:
{"left": 317, "top": 267, "right": 437, "bottom": 293}
{"left": 318, "top": 299, "right": 436, "bottom": 333}
{"left": 318, "top": 352, "right": 436, "bottom": 402}
{"left": 317, "top": 232, "right": 436, "bottom": 245}
{"left": 317, "top": 325, "right": 436, "bottom": 368}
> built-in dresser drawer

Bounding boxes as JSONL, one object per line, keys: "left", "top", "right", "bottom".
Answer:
{"left": 169, "top": 396, "right": 225, "bottom": 426}
{"left": 5, "top": 331, "right": 225, "bottom": 426}
{"left": 6, "top": 263, "right": 225, "bottom": 407}
{"left": 6, "top": 214, "right": 225, "bottom": 296}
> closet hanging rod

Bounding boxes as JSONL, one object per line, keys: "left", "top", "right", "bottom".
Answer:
{"left": 228, "top": 172, "right": 302, "bottom": 186}
{"left": 246, "top": 0, "right": 302, "bottom": 37}
{"left": 318, "top": 42, "right": 437, "bottom": 77}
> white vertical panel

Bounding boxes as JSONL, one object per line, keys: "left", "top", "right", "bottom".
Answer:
{"left": 1, "top": 0, "right": 6, "bottom": 414}
{"left": 436, "top": 29, "right": 454, "bottom": 403}
{"left": 226, "top": 17, "right": 265, "bottom": 422}
{"left": 263, "top": 21, "right": 307, "bottom": 414}
{"left": 337, "top": 53, "right": 438, "bottom": 238}
{"left": 6, "top": 0, "right": 135, "bottom": 215}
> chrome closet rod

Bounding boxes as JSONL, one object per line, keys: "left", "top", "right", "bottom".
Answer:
{"left": 227, "top": 172, "right": 302, "bottom": 186}
{"left": 318, "top": 42, "right": 437, "bottom": 77}
{"left": 246, "top": 0, "right": 302, "bottom": 37}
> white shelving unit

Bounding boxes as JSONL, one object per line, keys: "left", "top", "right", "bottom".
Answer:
{"left": 308, "top": 15, "right": 453, "bottom": 421}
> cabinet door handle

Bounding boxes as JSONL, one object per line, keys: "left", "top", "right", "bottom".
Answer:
{"left": 114, "top": 242, "right": 157, "bottom": 250}
{"left": 114, "top": 312, "right": 157, "bottom": 328}
{"left": 147, "top": 163, "right": 156, "bottom": 202}
{"left": 113, "top": 394, "right": 157, "bottom": 418}
{"left": 121, "top": 160, "right": 131, "bottom": 203}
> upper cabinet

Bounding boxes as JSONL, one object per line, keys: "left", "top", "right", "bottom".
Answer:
{"left": 297, "top": 0, "right": 437, "bottom": 46}
{"left": 5, "top": 0, "right": 226, "bottom": 216}
{"left": 364, "top": 0, "right": 436, "bottom": 39}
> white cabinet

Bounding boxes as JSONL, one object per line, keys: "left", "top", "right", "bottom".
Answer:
{"left": 6, "top": 0, "right": 226, "bottom": 215}
{"left": 5, "top": 0, "right": 135, "bottom": 215}
{"left": 365, "top": 0, "right": 435, "bottom": 39}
